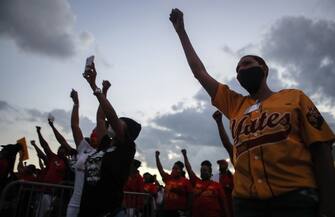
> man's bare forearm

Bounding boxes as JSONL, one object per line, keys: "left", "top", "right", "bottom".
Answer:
{"left": 216, "top": 121, "right": 233, "bottom": 161}
{"left": 177, "top": 29, "right": 218, "bottom": 98}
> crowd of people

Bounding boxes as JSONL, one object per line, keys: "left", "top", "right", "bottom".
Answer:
{"left": 0, "top": 76, "right": 235, "bottom": 217}
{"left": 1, "top": 8, "right": 335, "bottom": 217}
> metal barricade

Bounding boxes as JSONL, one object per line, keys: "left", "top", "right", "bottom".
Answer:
{"left": 0, "top": 181, "right": 156, "bottom": 217}
{"left": 123, "top": 191, "right": 156, "bottom": 217}
{"left": 0, "top": 180, "right": 74, "bottom": 217}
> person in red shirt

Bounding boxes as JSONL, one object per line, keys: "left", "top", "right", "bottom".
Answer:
{"left": 217, "top": 159, "right": 234, "bottom": 217}
{"left": 17, "top": 150, "right": 38, "bottom": 182}
{"left": 124, "top": 159, "right": 145, "bottom": 210}
{"left": 155, "top": 150, "right": 192, "bottom": 217}
{"left": 35, "top": 126, "right": 67, "bottom": 184}
{"left": 143, "top": 172, "right": 159, "bottom": 197}
{"left": 181, "top": 149, "right": 229, "bottom": 217}
{"left": 34, "top": 127, "right": 68, "bottom": 217}
{"left": 0, "top": 143, "right": 22, "bottom": 194}
{"left": 30, "top": 140, "right": 48, "bottom": 181}
{"left": 143, "top": 172, "right": 160, "bottom": 217}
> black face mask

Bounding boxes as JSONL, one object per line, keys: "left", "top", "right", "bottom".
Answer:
{"left": 200, "top": 173, "right": 211, "bottom": 181}
{"left": 237, "top": 66, "right": 264, "bottom": 95}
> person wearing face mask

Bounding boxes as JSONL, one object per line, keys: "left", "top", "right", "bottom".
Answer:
{"left": 170, "top": 8, "right": 335, "bottom": 217}
{"left": 181, "top": 149, "right": 229, "bottom": 217}
{"left": 123, "top": 159, "right": 145, "bottom": 216}
{"left": 155, "top": 150, "right": 193, "bottom": 217}
{"left": 217, "top": 160, "right": 234, "bottom": 217}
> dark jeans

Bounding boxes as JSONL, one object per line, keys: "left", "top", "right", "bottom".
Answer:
{"left": 233, "top": 188, "right": 318, "bottom": 217}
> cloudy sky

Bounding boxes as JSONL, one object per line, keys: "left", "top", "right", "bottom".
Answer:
{"left": 1, "top": 0, "right": 335, "bottom": 178}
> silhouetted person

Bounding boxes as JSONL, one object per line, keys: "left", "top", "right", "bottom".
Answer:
{"left": 78, "top": 60, "right": 141, "bottom": 217}
{"left": 170, "top": 8, "right": 335, "bottom": 217}
{"left": 181, "top": 149, "right": 228, "bottom": 217}
{"left": 155, "top": 150, "right": 192, "bottom": 217}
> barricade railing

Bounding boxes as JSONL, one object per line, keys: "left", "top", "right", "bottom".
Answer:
{"left": 0, "top": 180, "right": 74, "bottom": 217}
{"left": 0, "top": 180, "right": 155, "bottom": 217}
{"left": 123, "top": 191, "right": 156, "bottom": 217}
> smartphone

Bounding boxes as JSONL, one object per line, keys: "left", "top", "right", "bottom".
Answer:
{"left": 83, "top": 55, "right": 95, "bottom": 76}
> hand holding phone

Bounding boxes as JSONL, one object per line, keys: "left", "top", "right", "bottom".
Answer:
{"left": 83, "top": 55, "right": 95, "bottom": 78}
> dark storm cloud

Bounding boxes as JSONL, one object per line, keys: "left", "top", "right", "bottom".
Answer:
{"left": 153, "top": 103, "right": 222, "bottom": 146}
{"left": 0, "top": 0, "right": 81, "bottom": 57}
{"left": 0, "top": 101, "right": 95, "bottom": 137}
{"left": 261, "top": 16, "right": 335, "bottom": 104}
{"left": 319, "top": 0, "right": 335, "bottom": 12}
{"left": 25, "top": 108, "right": 95, "bottom": 136}
{"left": 0, "top": 100, "right": 12, "bottom": 111}
{"left": 135, "top": 87, "right": 234, "bottom": 168}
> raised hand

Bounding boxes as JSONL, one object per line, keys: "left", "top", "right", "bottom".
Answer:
{"left": 48, "top": 114, "right": 54, "bottom": 126}
{"left": 169, "top": 8, "right": 185, "bottom": 33}
{"left": 212, "top": 110, "right": 222, "bottom": 122}
{"left": 70, "top": 89, "right": 79, "bottom": 105}
{"left": 102, "top": 80, "right": 111, "bottom": 94}
{"left": 36, "top": 126, "right": 41, "bottom": 131}
{"left": 181, "top": 149, "right": 187, "bottom": 156}
{"left": 83, "top": 62, "right": 97, "bottom": 88}
{"left": 155, "top": 151, "right": 160, "bottom": 157}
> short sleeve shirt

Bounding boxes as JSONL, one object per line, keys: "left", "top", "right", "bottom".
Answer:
{"left": 123, "top": 171, "right": 145, "bottom": 208}
{"left": 162, "top": 174, "right": 193, "bottom": 210}
{"left": 144, "top": 183, "right": 159, "bottom": 195}
{"left": 43, "top": 154, "right": 66, "bottom": 184}
{"left": 191, "top": 176, "right": 225, "bottom": 217}
{"left": 212, "top": 84, "right": 335, "bottom": 199}
{"left": 79, "top": 138, "right": 136, "bottom": 217}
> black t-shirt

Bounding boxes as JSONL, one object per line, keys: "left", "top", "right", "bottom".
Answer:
{"left": 79, "top": 138, "right": 135, "bottom": 217}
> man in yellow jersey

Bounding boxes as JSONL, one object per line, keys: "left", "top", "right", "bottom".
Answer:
{"left": 169, "top": 8, "right": 335, "bottom": 217}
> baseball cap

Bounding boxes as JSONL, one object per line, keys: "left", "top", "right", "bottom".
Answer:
{"left": 120, "top": 117, "right": 141, "bottom": 141}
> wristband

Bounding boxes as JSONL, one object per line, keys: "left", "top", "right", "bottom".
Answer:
{"left": 93, "top": 87, "right": 102, "bottom": 95}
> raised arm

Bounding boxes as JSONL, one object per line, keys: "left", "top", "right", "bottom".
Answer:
{"left": 170, "top": 8, "right": 219, "bottom": 98}
{"left": 95, "top": 80, "right": 111, "bottom": 142}
{"left": 36, "top": 126, "right": 54, "bottom": 157}
{"left": 48, "top": 117, "right": 73, "bottom": 151}
{"left": 212, "top": 111, "right": 233, "bottom": 161}
{"left": 31, "top": 140, "right": 47, "bottom": 165}
{"left": 181, "top": 149, "right": 197, "bottom": 181}
{"left": 155, "top": 151, "right": 168, "bottom": 179}
{"left": 70, "top": 89, "right": 84, "bottom": 147}
{"left": 83, "top": 63, "right": 126, "bottom": 142}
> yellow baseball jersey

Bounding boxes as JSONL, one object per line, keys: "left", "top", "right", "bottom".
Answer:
{"left": 212, "top": 84, "right": 335, "bottom": 199}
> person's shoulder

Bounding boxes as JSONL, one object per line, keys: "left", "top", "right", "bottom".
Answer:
{"left": 270, "top": 88, "right": 306, "bottom": 101}
{"left": 163, "top": 174, "right": 172, "bottom": 182}
{"left": 277, "top": 88, "right": 305, "bottom": 95}
{"left": 136, "top": 172, "right": 143, "bottom": 179}
{"left": 181, "top": 177, "right": 191, "bottom": 183}
{"left": 192, "top": 176, "right": 201, "bottom": 183}
{"left": 216, "top": 83, "right": 245, "bottom": 96}
{"left": 49, "top": 152, "right": 58, "bottom": 160}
